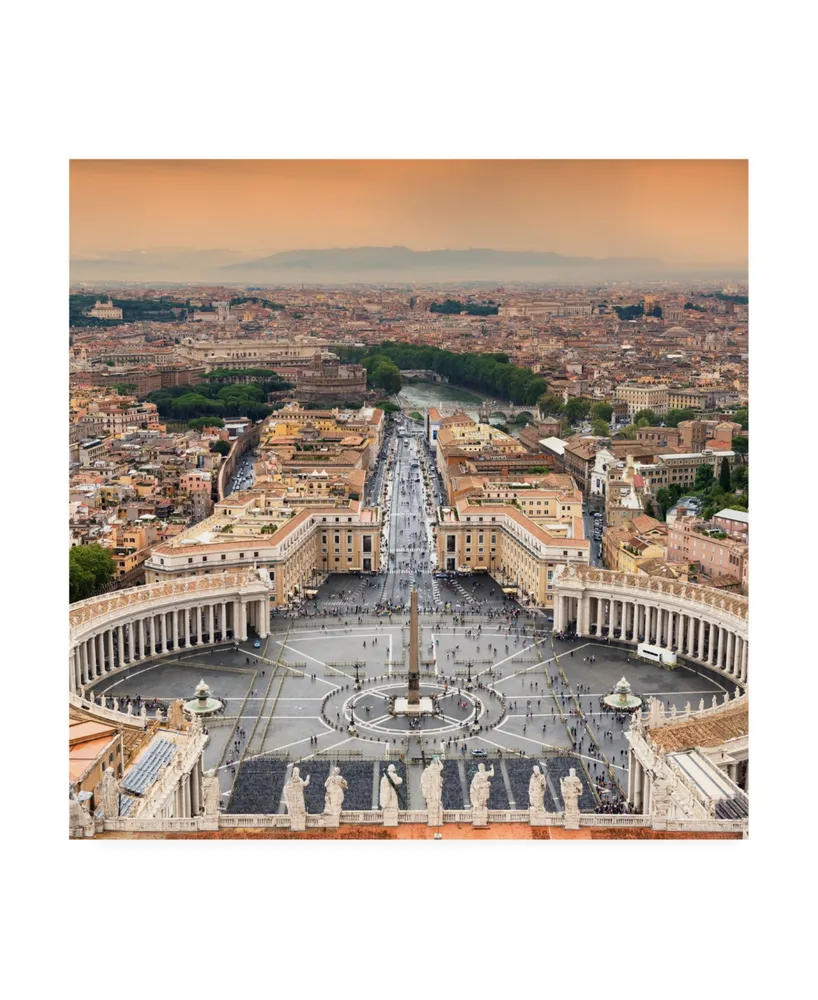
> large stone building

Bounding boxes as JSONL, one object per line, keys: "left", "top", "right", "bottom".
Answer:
{"left": 294, "top": 353, "right": 367, "bottom": 404}
{"left": 145, "top": 491, "right": 382, "bottom": 603}
{"left": 436, "top": 489, "right": 590, "bottom": 610}
{"left": 615, "top": 383, "right": 669, "bottom": 417}
{"left": 177, "top": 339, "right": 329, "bottom": 369}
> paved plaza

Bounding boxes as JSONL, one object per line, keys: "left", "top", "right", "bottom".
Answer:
{"left": 90, "top": 609, "right": 729, "bottom": 811}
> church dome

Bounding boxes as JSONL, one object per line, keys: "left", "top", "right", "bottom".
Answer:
{"left": 664, "top": 325, "right": 690, "bottom": 336}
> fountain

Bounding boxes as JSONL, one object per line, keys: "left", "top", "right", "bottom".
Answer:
{"left": 602, "top": 676, "right": 642, "bottom": 713}
{"left": 183, "top": 679, "right": 223, "bottom": 719}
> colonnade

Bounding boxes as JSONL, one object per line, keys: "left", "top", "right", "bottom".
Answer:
{"left": 555, "top": 589, "right": 747, "bottom": 684}
{"left": 70, "top": 596, "right": 269, "bottom": 694}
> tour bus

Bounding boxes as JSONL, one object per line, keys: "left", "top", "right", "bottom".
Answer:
{"left": 637, "top": 642, "right": 677, "bottom": 668}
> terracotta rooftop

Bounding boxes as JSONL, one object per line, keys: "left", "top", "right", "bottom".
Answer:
{"left": 648, "top": 703, "right": 749, "bottom": 752}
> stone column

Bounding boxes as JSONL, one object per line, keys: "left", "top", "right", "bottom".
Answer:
{"left": 627, "top": 750, "right": 634, "bottom": 803}
{"left": 117, "top": 625, "right": 125, "bottom": 667}
{"left": 741, "top": 639, "right": 748, "bottom": 682}
{"left": 160, "top": 613, "right": 168, "bottom": 654}
{"left": 171, "top": 608, "right": 178, "bottom": 650}
{"left": 106, "top": 630, "right": 114, "bottom": 673}
{"left": 137, "top": 618, "right": 145, "bottom": 660}
{"left": 709, "top": 625, "right": 718, "bottom": 667}
{"left": 633, "top": 761, "right": 643, "bottom": 811}
{"left": 221, "top": 601, "right": 228, "bottom": 640}
{"left": 258, "top": 598, "right": 268, "bottom": 639}
{"left": 88, "top": 635, "right": 97, "bottom": 678}
{"left": 96, "top": 632, "right": 104, "bottom": 675}
{"left": 725, "top": 631, "right": 735, "bottom": 675}
{"left": 238, "top": 601, "right": 248, "bottom": 642}
{"left": 596, "top": 597, "right": 604, "bottom": 635}
{"left": 687, "top": 615, "right": 695, "bottom": 656}
{"left": 183, "top": 608, "right": 191, "bottom": 647}
{"left": 207, "top": 604, "right": 214, "bottom": 643}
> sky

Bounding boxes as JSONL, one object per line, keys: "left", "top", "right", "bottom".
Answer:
{"left": 70, "top": 160, "right": 747, "bottom": 265}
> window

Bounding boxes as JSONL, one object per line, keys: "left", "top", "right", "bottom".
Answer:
{"left": 221, "top": 554, "right": 226, "bottom": 560}
{"left": 239, "top": 552, "right": 244, "bottom": 558}
{"left": 202, "top": 556, "right": 207, "bottom": 562}
{"left": 363, "top": 536, "right": 372, "bottom": 552}
{"left": 188, "top": 557, "right": 193, "bottom": 564}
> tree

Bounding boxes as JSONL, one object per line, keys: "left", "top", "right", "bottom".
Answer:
{"left": 537, "top": 392, "right": 563, "bottom": 417}
{"left": 590, "top": 401, "right": 613, "bottom": 422}
{"left": 619, "top": 423, "right": 638, "bottom": 440}
{"left": 113, "top": 383, "right": 137, "bottom": 396}
{"left": 695, "top": 464, "right": 715, "bottom": 490}
{"left": 731, "top": 435, "right": 748, "bottom": 456}
{"left": 665, "top": 408, "right": 696, "bottom": 427}
{"left": 636, "top": 417, "right": 651, "bottom": 428}
{"left": 643, "top": 499, "right": 656, "bottom": 518}
{"left": 212, "top": 440, "right": 231, "bottom": 457}
{"left": 633, "top": 408, "right": 660, "bottom": 426}
{"left": 719, "top": 456, "right": 731, "bottom": 492}
{"left": 69, "top": 544, "right": 115, "bottom": 603}
{"left": 591, "top": 419, "right": 611, "bottom": 437}
{"left": 188, "top": 416, "right": 225, "bottom": 430}
{"left": 563, "top": 397, "right": 593, "bottom": 424}
{"left": 733, "top": 407, "right": 749, "bottom": 431}
{"left": 731, "top": 465, "right": 749, "bottom": 494}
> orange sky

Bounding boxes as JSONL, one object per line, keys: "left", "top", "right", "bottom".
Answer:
{"left": 70, "top": 160, "right": 747, "bottom": 264}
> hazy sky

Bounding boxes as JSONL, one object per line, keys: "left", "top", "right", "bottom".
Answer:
{"left": 70, "top": 160, "right": 747, "bottom": 264}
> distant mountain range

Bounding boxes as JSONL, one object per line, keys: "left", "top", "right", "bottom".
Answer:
{"left": 70, "top": 246, "right": 748, "bottom": 284}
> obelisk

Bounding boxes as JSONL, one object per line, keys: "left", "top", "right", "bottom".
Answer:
{"left": 408, "top": 586, "right": 420, "bottom": 705}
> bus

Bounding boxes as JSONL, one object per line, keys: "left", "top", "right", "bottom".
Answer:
{"left": 637, "top": 643, "right": 677, "bottom": 668}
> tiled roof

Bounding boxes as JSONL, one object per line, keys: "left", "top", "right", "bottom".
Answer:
{"left": 648, "top": 703, "right": 748, "bottom": 752}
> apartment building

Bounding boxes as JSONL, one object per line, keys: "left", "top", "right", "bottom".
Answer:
{"left": 666, "top": 517, "right": 749, "bottom": 593}
{"left": 436, "top": 496, "right": 589, "bottom": 609}
{"left": 145, "top": 492, "right": 382, "bottom": 605}
{"left": 615, "top": 383, "right": 669, "bottom": 417}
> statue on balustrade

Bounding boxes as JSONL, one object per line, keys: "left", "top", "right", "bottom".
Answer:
{"left": 324, "top": 766, "right": 348, "bottom": 819}
{"left": 96, "top": 767, "right": 120, "bottom": 819}
{"left": 420, "top": 756, "right": 444, "bottom": 825}
{"left": 284, "top": 767, "right": 310, "bottom": 820}
{"left": 469, "top": 762, "right": 494, "bottom": 810}
{"left": 379, "top": 764, "right": 403, "bottom": 811}
{"left": 202, "top": 769, "right": 221, "bottom": 817}
{"left": 560, "top": 767, "right": 583, "bottom": 824}
{"left": 528, "top": 764, "right": 547, "bottom": 813}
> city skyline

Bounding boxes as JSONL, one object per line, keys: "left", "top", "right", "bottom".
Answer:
{"left": 70, "top": 160, "right": 748, "bottom": 269}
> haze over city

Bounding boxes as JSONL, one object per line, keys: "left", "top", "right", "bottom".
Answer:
{"left": 70, "top": 160, "right": 747, "bottom": 283}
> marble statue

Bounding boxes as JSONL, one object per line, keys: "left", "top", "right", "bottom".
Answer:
{"left": 284, "top": 767, "right": 310, "bottom": 826}
{"left": 528, "top": 765, "right": 547, "bottom": 813}
{"left": 96, "top": 767, "right": 120, "bottom": 819}
{"left": 202, "top": 769, "right": 221, "bottom": 817}
{"left": 379, "top": 764, "right": 403, "bottom": 811}
{"left": 712, "top": 695, "right": 719, "bottom": 709}
{"left": 420, "top": 756, "right": 444, "bottom": 826}
{"left": 560, "top": 767, "right": 583, "bottom": 827}
{"left": 469, "top": 762, "right": 494, "bottom": 810}
{"left": 69, "top": 790, "right": 95, "bottom": 838}
{"left": 323, "top": 767, "right": 348, "bottom": 818}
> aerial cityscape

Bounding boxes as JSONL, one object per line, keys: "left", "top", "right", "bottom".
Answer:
{"left": 68, "top": 160, "right": 749, "bottom": 841}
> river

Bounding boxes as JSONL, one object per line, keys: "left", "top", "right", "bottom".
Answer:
{"left": 396, "top": 380, "right": 529, "bottom": 435}
{"left": 397, "top": 380, "right": 488, "bottom": 420}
